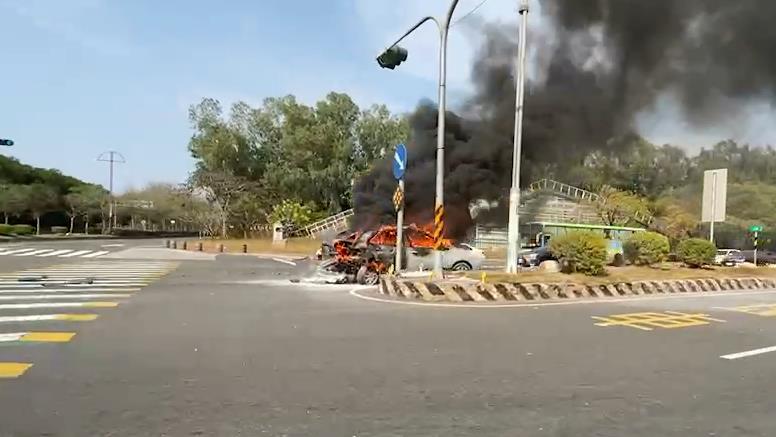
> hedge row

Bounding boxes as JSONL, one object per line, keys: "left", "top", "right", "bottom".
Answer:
{"left": 547, "top": 231, "right": 718, "bottom": 276}
{"left": 0, "top": 224, "right": 34, "bottom": 235}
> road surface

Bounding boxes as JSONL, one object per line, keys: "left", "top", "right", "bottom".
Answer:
{"left": 1, "top": 239, "right": 776, "bottom": 436}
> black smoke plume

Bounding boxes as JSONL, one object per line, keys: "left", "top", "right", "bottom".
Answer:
{"left": 353, "top": 0, "right": 776, "bottom": 237}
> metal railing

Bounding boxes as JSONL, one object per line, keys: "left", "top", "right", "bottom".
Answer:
{"left": 289, "top": 209, "right": 354, "bottom": 238}
{"left": 528, "top": 179, "right": 653, "bottom": 225}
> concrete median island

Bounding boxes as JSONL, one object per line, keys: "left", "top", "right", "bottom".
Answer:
{"left": 379, "top": 272, "right": 776, "bottom": 303}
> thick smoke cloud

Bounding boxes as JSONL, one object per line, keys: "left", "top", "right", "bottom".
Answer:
{"left": 353, "top": 0, "right": 776, "bottom": 237}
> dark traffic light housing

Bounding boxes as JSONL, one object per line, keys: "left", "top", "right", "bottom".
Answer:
{"left": 0, "top": 139, "right": 13, "bottom": 146}
{"left": 377, "top": 46, "right": 408, "bottom": 70}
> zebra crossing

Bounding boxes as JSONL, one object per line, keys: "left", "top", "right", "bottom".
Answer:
{"left": 0, "top": 247, "right": 112, "bottom": 258}
{"left": 0, "top": 260, "right": 178, "bottom": 378}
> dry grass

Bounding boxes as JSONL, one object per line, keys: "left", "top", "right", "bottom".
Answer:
{"left": 463, "top": 263, "right": 776, "bottom": 285}
{"left": 180, "top": 237, "right": 321, "bottom": 256}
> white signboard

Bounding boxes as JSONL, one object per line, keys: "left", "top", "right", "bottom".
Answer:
{"left": 702, "top": 168, "right": 727, "bottom": 223}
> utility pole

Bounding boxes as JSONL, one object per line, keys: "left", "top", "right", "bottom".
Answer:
{"left": 376, "top": 0, "right": 461, "bottom": 278}
{"left": 506, "top": 0, "right": 530, "bottom": 273}
{"left": 97, "top": 151, "right": 126, "bottom": 232}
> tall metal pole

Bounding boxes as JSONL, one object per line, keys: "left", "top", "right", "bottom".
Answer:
{"left": 506, "top": 1, "right": 530, "bottom": 273}
{"left": 431, "top": 0, "right": 461, "bottom": 277}
{"left": 376, "top": 0, "right": 460, "bottom": 278}
{"left": 98, "top": 151, "right": 125, "bottom": 233}
{"left": 433, "top": 26, "right": 449, "bottom": 277}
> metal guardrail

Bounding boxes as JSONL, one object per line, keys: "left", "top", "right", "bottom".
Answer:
{"left": 289, "top": 209, "right": 354, "bottom": 238}
{"left": 528, "top": 179, "right": 653, "bottom": 225}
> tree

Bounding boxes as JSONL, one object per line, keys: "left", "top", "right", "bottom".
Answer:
{"left": 267, "top": 200, "right": 313, "bottom": 229}
{"left": 27, "top": 184, "right": 58, "bottom": 235}
{"left": 65, "top": 185, "right": 104, "bottom": 234}
{"left": 189, "top": 169, "right": 250, "bottom": 238}
{"left": 231, "top": 192, "right": 270, "bottom": 238}
{"left": 595, "top": 185, "right": 650, "bottom": 227}
{"left": 0, "top": 184, "right": 30, "bottom": 224}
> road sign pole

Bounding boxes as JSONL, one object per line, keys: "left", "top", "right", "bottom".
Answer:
{"left": 709, "top": 172, "right": 717, "bottom": 244}
{"left": 396, "top": 178, "right": 405, "bottom": 274}
{"left": 754, "top": 231, "right": 758, "bottom": 266}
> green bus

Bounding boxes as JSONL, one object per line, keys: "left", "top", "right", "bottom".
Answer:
{"left": 522, "top": 221, "right": 646, "bottom": 265}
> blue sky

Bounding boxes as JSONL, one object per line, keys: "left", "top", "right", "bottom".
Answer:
{"left": 0, "top": 0, "right": 515, "bottom": 192}
{"left": 1, "top": 0, "right": 774, "bottom": 192}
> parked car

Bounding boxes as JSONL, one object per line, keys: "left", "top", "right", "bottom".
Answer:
{"left": 714, "top": 249, "right": 746, "bottom": 266}
{"left": 742, "top": 249, "right": 776, "bottom": 265}
{"left": 518, "top": 246, "right": 556, "bottom": 267}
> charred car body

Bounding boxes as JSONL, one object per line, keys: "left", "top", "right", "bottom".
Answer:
{"left": 320, "top": 224, "right": 484, "bottom": 284}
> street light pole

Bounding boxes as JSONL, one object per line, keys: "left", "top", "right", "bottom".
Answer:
{"left": 506, "top": 0, "right": 530, "bottom": 273}
{"left": 377, "top": 0, "right": 460, "bottom": 277}
{"left": 97, "top": 151, "right": 126, "bottom": 233}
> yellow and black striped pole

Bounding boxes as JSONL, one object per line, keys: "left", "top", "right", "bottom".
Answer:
{"left": 433, "top": 204, "right": 445, "bottom": 250}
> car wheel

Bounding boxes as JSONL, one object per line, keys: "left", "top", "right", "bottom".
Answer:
{"left": 451, "top": 261, "right": 472, "bottom": 271}
{"left": 356, "top": 265, "right": 379, "bottom": 285}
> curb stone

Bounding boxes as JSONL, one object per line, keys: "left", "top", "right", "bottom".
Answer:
{"left": 378, "top": 276, "right": 776, "bottom": 303}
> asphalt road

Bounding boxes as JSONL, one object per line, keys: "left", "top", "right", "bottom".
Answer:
{"left": 1, "top": 245, "right": 776, "bottom": 436}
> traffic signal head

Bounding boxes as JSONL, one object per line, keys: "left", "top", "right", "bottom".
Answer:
{"left": 0, "top": 139, "right": 13, "bottom": 146}
{"left": 377, "top": 46, "right": 408, "bottom": 70}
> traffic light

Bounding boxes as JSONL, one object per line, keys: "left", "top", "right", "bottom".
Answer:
{"left": 377, "top": 46, "right": 408, "bottom": 70}
{"left": 0, "top": 139, "right": 13, "bottom": 146}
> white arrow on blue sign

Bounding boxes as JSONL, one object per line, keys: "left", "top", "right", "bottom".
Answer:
{"left": 393, "top": 143, "right": 407, "bottom": 180}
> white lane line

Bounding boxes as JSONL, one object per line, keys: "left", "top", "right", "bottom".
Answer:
{"left": 101, "top": 244, "right": 125, "bottom": 248}
{"left": 721, "top": 346, "right": 776, "bottom": 360}
{"left": 81, "top": 251, "right": 110, "bottom": 258}
{"left": 0, "top": 283, "right": 147, "bottom": 288}
{"left": 59, "top": 250, "right": 93, "bottom": 258}
{"left": 16, "top": 249, "right": 54, "bottom": 257}
{"left": 0, "top": 314, "right": 96, "bottom": 323}
{"left": 271, "top": 258, "right": 297, "bottom": 266}
{"left": 37, "top": 249, "right": 74, "bottom": 257}
{"left": 0, "top": 302, "right": 117, "bottom": 309}
{"left": 0, "top": 293, "right": 132, "bottom": 300}
{"left": 0, "top": 333, "right": 26, "bottom": 342}
{"left": 1, "top": 248, "right": 36, "bottom": 255}
{"left": 0, "top": 288, "right": 139, "bottom": 293}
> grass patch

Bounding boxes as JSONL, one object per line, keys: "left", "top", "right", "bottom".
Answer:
{"left": 181, "top": 237, "right": 321, "bottom": 256}
{"left": 464, "top": 263, "right": 776, "bottom": 286}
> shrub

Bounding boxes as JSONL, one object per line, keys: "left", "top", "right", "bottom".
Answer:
{"left": 11, "top": 224, "right": 34, "bottom": 235}
{"left": 50, "top": 226, "right": 68, "bottom": 234}
{"left": 549, "top": 230, "right": 608, "bottom": 276}
{"left": 676, "top": 238, "right": 716, "bottom": 268}
{"left": 0, "top": 224, "right": 13, "bottom": 235}
{"left": 623, "top": 231, "right": 670, "bottom": 266}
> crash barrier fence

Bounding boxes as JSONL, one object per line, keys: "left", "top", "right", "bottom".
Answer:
{"left": 288, "top": 209, "right": 354, "bottom": 238}
{"left": 380, "top": 276, "right": 776, "bottom": 303}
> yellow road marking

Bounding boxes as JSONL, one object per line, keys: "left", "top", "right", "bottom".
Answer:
{"left": 83, "top": 302, "right": 119, "bottom": 308}
{"left": 0, "top": 362, "right": 32, "bottom": 378}
{"left": 593, "top": 311, "right": 726, "bottom": 331}
{"left": 21, "top": 332, "right": 76, "bottom": 342}
{"left": 718, "top": 303, "right": 776, "bottom": 317}
{"left": 56, "top": 314, "right": 99, "bottom": 321}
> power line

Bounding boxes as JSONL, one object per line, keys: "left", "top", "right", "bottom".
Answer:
{"left": 451, "top": 0, "right": 490, "bottom": 27}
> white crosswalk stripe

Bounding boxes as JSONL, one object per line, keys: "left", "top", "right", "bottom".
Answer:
{"left": 0, "top": 260, "right": 177, "bottom": 327}
{"left": 0, "top": 247, "right": 119, "bottom": 258}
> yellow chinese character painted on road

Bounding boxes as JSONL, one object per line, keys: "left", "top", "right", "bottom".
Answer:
{"left": 592, "top": 311, "right": 726, "bottom": 331}
{"left": 720, "top": 303, "right": 776, "bottom": 317}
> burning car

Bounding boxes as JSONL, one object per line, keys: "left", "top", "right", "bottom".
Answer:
{"left": 320, "top": 224, "right": 485, "bottom": 284}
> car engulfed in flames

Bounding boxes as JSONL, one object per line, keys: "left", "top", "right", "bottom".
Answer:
{"left": 319, "top": 224, "right": 457, "bottom": 285}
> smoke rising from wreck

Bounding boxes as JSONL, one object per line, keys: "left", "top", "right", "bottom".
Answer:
{"left": 353, "top": 0, "right": 776, "bottom": 238}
